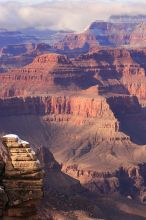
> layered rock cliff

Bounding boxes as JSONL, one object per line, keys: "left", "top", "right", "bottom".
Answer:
{"left": 73, "top": 48, "right": 146, "bottom": 104}
{"left": 0, "top": 95, "right": 135, "bottom": 131}
{"left": 0, "top": 134, "right": 44, "bottom": 218}
{"left": 0, "top": 53, "right": 98, "bottom": 97}
{"left": 1, "top": 49, "right": 146, "bottom": 102}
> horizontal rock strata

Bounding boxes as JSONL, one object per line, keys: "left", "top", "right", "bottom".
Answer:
{"left": 0, "top": 134, "right": 44, "bottom": 218}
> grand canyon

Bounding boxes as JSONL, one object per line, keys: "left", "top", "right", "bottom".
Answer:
{"left": 1, "top": 1, "right": 146, "bottom": 219}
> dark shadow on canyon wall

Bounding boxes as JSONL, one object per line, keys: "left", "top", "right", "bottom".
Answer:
{"left": 106, "top": 96, "right": 146, "bottom": 145}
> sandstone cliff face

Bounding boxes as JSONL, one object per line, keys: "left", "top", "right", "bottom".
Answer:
{"left": 119, "top": 49, "right": 146, "bottom": 103}
{"left": 130, "top": 22, "right": 146, "bottom": 46}
{"left": 0, "top": 94, "right": 141, "bottom": 127}
{"left": 0, "top": 134, "right": 44, "bottom": 218}
{"left": 0, "top": 95, "right": 122, "bottom": 136}
{"left": 1, "top": 50, "right": 146, "bottom": 103}
{"left": 72, "top": 48, "right": 146, "bottom": 104}
{"left": 0, "top": 53, "right": 98, "bottom": 97}
{"left": 73, "top": 49, "right": 143, "bottom": 99}
{"left": 74, "top": 48, "right": 145, "bottom": 78}
{"left": 122, "top": 76, "right": 146, "bottom": 101}
{"left": 0, "top": 95, "right": 123, "bottom": 130}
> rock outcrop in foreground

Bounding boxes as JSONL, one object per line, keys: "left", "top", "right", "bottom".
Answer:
{"left": 0, "top": 134, "right": 44, "bottom": 218}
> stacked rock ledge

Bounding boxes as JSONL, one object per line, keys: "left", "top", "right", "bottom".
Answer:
{"left": 0, "top": 134, "right": 44, "bottom": 218}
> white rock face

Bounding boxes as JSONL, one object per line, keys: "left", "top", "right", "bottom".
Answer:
{"left": 3, "top": 134, "right": 29, "bottom": 146}
{"left": 3, "top": 134, "right": 19, "bottom": 139}
{"left": 3, "top": 134, "right": 19, "bottom": 142}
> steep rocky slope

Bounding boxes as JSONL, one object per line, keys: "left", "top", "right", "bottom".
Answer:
{"left": 54, "top": 21, "right": 133, "bottom": 52}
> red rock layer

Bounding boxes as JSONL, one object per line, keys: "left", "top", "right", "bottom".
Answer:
{"left": 0, "top": 95, "right": 115, "bottom": 119}
{"left": 73, "top": 48, "right": 146, "bottom": 104}
{"left": 0, "top": 53, "right": 98, "bottom": 97}
{"left": 1, "top": 49, "right": 146, "bottom": 104}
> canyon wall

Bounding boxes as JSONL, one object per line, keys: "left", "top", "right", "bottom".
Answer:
{"left": 0, "top": 95, "right": 119, "bottom": 132}
{"left": 0, "top": 94, "right": 140, "bottom": 129}
{"left": 0, "top": 53, "right": 98, "bottom": 97}
{"left": 0, "top": 95, "right": 114, "bottom": 117}
{"left": 1, "top": 51, "right": 146, "bottom": 104}
{"left": 73, "top": 49, "right": 146, "bottom": 104}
